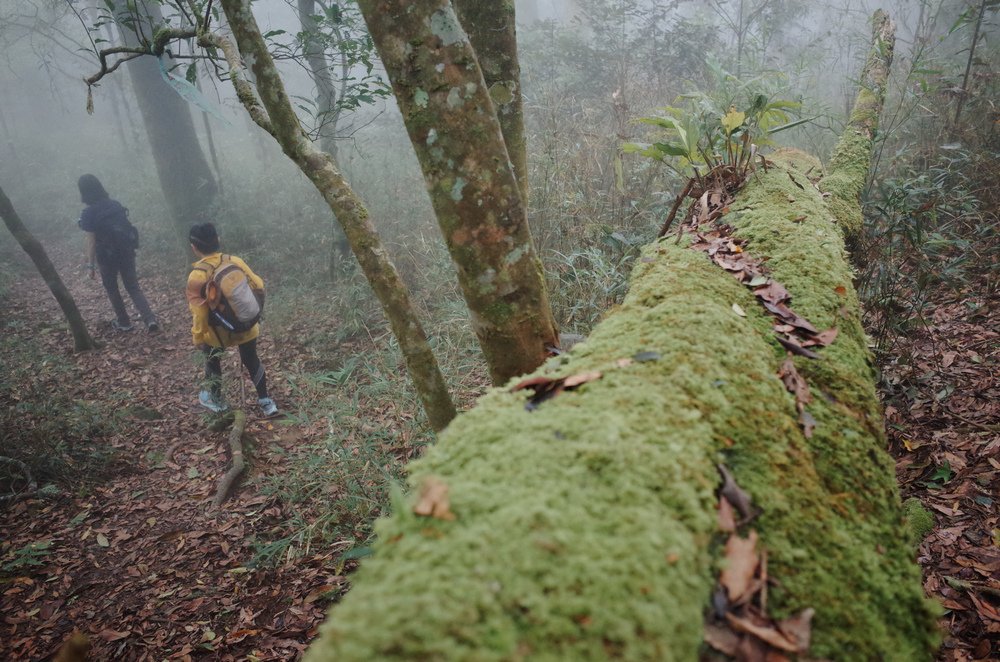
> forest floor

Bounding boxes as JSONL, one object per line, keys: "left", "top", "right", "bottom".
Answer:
{"left": 0, "top": 247, "right": 997, "bottom": 660}
{"left": 880, "top": 289, "right": 1000, "bottom": 661}
{"left": 0, "top": 247, "right": 394, "bottom": 661}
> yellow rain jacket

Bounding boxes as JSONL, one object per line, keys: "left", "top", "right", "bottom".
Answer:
{"left": 186, "top": 253, "right": 264, "bottom": 348}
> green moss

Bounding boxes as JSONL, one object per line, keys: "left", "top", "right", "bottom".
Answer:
{"left": 902, "top": 497, "right": 935, "bottom": 546}
{"left": 305, "top": 151, "right": 937, "bottom": 661}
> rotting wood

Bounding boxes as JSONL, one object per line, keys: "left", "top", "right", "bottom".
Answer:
{"left": 212, "top": 409, "right": 248, "bottom": 508}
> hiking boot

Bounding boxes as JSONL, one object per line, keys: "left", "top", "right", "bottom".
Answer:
{"left": 198, "top": 389, "right": 229, "bottom": 413}
{"left": 258, "top": 397, "right": 279, "bottom": 417}
{"left": 146, "top": 321, "right": 161, "bottom": 333}
{"left": 111, "top": 319, "right": 134, "bottom": 332}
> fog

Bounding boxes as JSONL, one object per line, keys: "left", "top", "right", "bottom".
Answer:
{"left": 1, "top": 1, "right": 997, "bottom": 659}
{"left": 0, "top": 0, "right": 965, "bottom": 274}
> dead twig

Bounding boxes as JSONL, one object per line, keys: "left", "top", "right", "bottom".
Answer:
{"left": 0, "top": 455, "right": 38, "bottom": 505}
{"left": 658, "top": 178, "right": 694, "bottom": 238}
{"left": 212, "top": 409, "right": 248, "bottom": 508}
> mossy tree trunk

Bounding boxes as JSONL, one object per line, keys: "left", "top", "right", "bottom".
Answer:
{"left": 305, "top": 11, "right": 938, "bottom": 661}
{"left": 0, "top": 186, "right": 98, "bottom": 352}
{"left": 215, "top": 0, "right": 456, "bottom": 432}
{"left": 452, "top": 0, "right": 528, "bottom": 204}
{"left": 357, "top": 0, "right": 559, "bottom": 385}
{"left": 819, "top": 9, "right": 894, "bottom": 242}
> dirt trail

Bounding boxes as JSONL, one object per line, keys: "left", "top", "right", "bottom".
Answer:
{"left": 1, "top": 249, "right": 336, "bottom": 661}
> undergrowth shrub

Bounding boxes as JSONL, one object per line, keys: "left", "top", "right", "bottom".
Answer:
{"left": 0, "top": 327, "right": 123, "bottom": 498}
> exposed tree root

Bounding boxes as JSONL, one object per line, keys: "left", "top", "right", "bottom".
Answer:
{"left": 0, "top": 456, "right": 38, "bottom": 505}
{"left": 163, "top": 441, "right": 184, "bottom": 466}
{"left": 212, "top": 409, "right": 248, "bottom": 508}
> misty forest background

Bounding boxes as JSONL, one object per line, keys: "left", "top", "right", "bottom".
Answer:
{"left": 0, "top": 0, "right": 998, "bottom": 659}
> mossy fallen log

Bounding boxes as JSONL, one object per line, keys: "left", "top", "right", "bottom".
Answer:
{"left": 306, "top": 148, "right": 938, "bottom": 660}
{"left": 307, "top": 10, "right": 937, "bottom": 660}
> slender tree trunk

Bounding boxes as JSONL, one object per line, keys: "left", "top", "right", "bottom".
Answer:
{"left": 297, "top": 0, "right": 340, "bottom": 159}
{"left": 305, "top": 12, "right": 937, "bottom": 661}
{"left": 452, "top": 0, "right": 529, "bottom": 204}
{"left": 358, "top": 0, "right": 559, "bottom": 385}
{"left": 296, "top": 0, "right": 350, "bottom": 271}
{"left": 113, "top": 0, "right": 217, "bottom": 232}
{"left": 195, "top": 71, "right": 225, "bottom": 195}
{"left": 214, "top": 0, "right": 456, "bottom": 432}
{"left": 952, "top": 0, "right": 987, "bottom": 129}
{"left": 0, "top": 186, "right": 98, "bottom": 352}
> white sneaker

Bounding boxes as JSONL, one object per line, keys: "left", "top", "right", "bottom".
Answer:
{"left": 198, "top": 390, "right": 229, "bottom": 413}
{"left": 258, "top": 397, "right": 278, "bottom": 417}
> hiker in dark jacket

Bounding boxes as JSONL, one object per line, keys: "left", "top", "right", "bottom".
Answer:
{"left": 77, "top": 174, "right": 159, "bottom": 332}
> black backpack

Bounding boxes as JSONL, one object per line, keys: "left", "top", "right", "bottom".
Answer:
{"left": 109, "top": 208, "right": 140, "bottom": 251}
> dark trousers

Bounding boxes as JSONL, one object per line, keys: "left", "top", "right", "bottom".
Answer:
{"left": 203, "top": 338, "right": 268, "bottom": 400}
{"left": 98, "top": 250, "right": 156, "bottom": 326}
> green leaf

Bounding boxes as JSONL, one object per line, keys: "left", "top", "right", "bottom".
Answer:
{"left": 185, "top": 63, "right": 197, "bottom": 85}
{"left": 262, "top": 29, "right": 286, "bottom": 39}
{"left": 766, "top": 116, "right": 817, "bottom": 134}
{"left": 187, "top": 467, "right": 200, "bottom": 479}
{"left": 652, "top": 141, "right": 690, "bottom": 158}
{"left": 721, "top": 109, "right": 745, "bottom": 135}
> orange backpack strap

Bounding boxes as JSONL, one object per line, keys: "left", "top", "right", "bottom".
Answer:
{"left": 192, "top": 258, "right": 219, "bottom": 301}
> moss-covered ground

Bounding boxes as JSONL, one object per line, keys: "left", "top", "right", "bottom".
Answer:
{"left": 306, "top": 150, "right": 938, "bottom": 661}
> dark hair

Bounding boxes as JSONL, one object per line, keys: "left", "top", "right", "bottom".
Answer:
{"left": 189, "top": 223, "right": 220, "bottom": 253}
{"left": 78, "top": 174, "right": 109, "bottom": 205}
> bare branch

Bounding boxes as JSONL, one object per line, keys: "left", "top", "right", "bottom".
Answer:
{"left": 84, "top": 26, "right": 197, "bottom": 86}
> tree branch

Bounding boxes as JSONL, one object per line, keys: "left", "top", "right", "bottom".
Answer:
{"left": 84, "top": 26, "right": 197, "bottom": 86}
{"left": 198, "top": 32, "right": 274, "bottom": 135}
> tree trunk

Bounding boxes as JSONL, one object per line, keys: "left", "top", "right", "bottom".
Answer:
{"left": 296, "top": 0, "right": 351, "bottom": 271}
{"left": 114, "top": 0, "right": 217, "bottom": 232}
{"left": 819, "top": 9, "right": 894, "bottom": 242}
{"left": 216, "top": 0, "right": 456, "bottom": 432}
{"left": 296, "top": 0, "right": 341, "bottom": 159}
{"left": 453, "top": 0, "right": 529, "bottom": 204}
{"left": 0, "top": 186, "right": 98, "bottom": 352}
{"left": 358, "top": 0, "right": 559, "bottom": 385}
{"left": 304, "top": 11, "right": 937, "bottom": 661}
{"left": 952, "top": 0, "right": 987, "bottom": 130}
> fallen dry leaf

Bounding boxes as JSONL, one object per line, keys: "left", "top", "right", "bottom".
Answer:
{"left": 776, "top": 607, "right": 814, "bottom": 651}
{"left": 717, "top": 464, "right": 754, "bottom": 520}
{"left": 704, "top": 622, "right": 740, "bottom": 655}
{"left": 776, "top": 335, "right": 822, "bottom": 360}
{"left": 799, "top": 409, "right": 817, "bottom": 438}
{"left": 96, "top": 628, "right": 130, "bottom": 642}
{"left": 511, "top": 370, "right": 602, "bottom": 410}
{"left": 726, "top": 611, "right": 799, "bottom": 652}
{"left": 563, "top": 370, "right": 602, "bottom": 388}
{"left": 720, "top": 530, "right": 759, "bottom": 602}
{"left": 413, "top": 477, "right": 456, "bottom": 521}
{"left": 718, "top": 496, "right": 736, "bottom": 533}
{"left": 753, "top": 282, "right": 791, "bottom": 306}
{"left": 778, "top": 358, "right": 812, "bottom": 407}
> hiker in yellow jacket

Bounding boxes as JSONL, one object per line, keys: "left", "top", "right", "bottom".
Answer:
{"left": 186, "top": 223, "right": 278, "bottom": 417}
